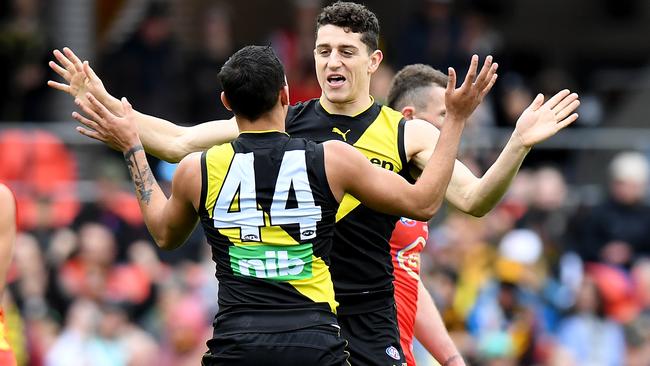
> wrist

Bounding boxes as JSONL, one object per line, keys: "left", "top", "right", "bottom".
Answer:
{"left": 510, "top": 130, "right": 533, "bottom": 152}
{"left": 442, "top": 354, "right": 464, "bottom": 366}
{"left": 122, "top": 140, "right": 144, "bottom": 156}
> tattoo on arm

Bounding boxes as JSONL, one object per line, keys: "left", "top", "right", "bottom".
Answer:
{"left": 442, "top": 355, "right": 463, "bottom": 366}
{"left": 124, "top": 145, "right": 155, "bottom": 205}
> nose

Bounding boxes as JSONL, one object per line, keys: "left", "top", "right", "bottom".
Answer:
{"left": 327, "top": 51, "right": 343, "bottom": 69}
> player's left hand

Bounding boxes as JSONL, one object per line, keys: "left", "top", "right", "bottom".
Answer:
{"left": 514, "top": 89, "right": 580, "bottom": 148}
{"left": 72, "top": 93, "right": 141, "bottom": 153}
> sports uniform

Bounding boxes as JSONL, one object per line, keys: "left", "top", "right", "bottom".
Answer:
{"left": 198, "top": 131, "right": 349, "bottom": 366}
{"left": 0, "top": 184, "right": 17, "bottom": 366}
{"left": 287, "top": 98, "right": 411, "bottom": 365}
{"left": 390, "top": 218, "right": 428, "bottom": 366}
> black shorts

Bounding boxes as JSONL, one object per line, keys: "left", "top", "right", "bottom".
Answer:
{"left": 338, "top": 304, "right": 406, "bottom": 366}
{"left": 201, "top": 324, "right": 350, "bottom": 366}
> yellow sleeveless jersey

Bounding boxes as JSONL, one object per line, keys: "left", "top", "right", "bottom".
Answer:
{"left": 199, "top": 131, "right": 341, "bottom": 331}
{"left": 286, "top": 99, "right": 411, "bottom": 314}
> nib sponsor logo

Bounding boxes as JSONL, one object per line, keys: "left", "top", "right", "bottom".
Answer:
{"left": 230, "top": 243, "right": 313, "bottom": 281}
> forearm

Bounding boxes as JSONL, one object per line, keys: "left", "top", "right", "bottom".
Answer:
{"left": 415, "top": 282, "right": 465, "bottom": 366}
{"left": 463, "top": 133, "right": 531, "bottom": 216}
{"left": 123, "top": 144, "right": 173, "bottom": 248}
{"left": 134, "top": 115, "right": 238, "bottom": 163}
{"left": 414, "top": 118, "right": 465, "bottom": 217}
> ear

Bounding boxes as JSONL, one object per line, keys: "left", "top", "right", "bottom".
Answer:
{"left": 368, "top": 49, "right": 383, "bottom": 74}
{"left": 401, "top": 106, "right": 415, "bottom": 120}
{"left": 220, "top": 92, "right": 232, "bottom": 111}
{"left": 280, "top": 85, "right": 290, "bottom": 107}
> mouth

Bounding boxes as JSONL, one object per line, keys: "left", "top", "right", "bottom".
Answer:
{"left": 326, "top": 74, "right": 346, "bottom": 88}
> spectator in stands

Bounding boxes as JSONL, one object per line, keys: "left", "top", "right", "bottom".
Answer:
{"left": 554, "top": 275, "right": 626, "bottom": 366}
{"left": 576, "top": 151, "right": 650, "bottom": 267}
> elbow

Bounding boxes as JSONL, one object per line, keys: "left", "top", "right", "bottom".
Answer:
{"left": 467, "top": 206, "right": 489, "bottom": 218}
{"left": 414, "top": 200, "right": 443, "bottom": 221}
{"left": 153, "top": 233, "right": 178, "bottom": 251}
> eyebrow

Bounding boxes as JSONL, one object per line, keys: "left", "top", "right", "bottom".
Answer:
{"left": 315, "top": 43, "right": 359, "bottom": 50}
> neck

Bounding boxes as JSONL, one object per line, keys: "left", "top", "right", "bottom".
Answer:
{"left": 236, "top": 107, "right": 286, "bottom": 133}
{"left": 319, "top": 94, "right": 374, "bottom": 116}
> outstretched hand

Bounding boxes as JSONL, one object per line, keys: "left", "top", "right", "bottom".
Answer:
{"left": 47, "top": 47, "right": 110, "bottom": 113}
{"left": 514, "top": 90, "right": 580, "bottom": 148}
{"left": 72, "top": 94, "right": 140, "bottom": 153}
{"left": 445, "top": 55, "right": 499, "bottom": 121}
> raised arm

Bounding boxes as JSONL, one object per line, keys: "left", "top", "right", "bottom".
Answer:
{"left": 0, "top": 184, "right": 16, "bottom": 298}
{"left": 78, "top": 96, "right": 200, "bottom": 250}
{"left": 48, "top": 47, "right": 238, "bottom": 162}
{"left": 408, "top": 89, "right": 580, "bottom": 216}
{"left": 325, "top": 110, "right": 465, "bottom": 221}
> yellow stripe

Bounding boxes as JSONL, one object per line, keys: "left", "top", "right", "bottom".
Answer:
{"left": 205, "top": 144, "right": 236, "bottom": 218}
{"left": 335, "top": 193, "right": 360, "bottom": 222}
{"left": 288, "top": 255, "right": 338, "bottom": 313}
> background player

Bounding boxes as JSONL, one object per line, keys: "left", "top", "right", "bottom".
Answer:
{"left": 386, "top": 65, "right": 464, "bottom": 366}
{"left": 73, "top": 44, "right": 471, "bottom": 365}
{"left": 48, "top": 3, "right": 579, "bottom": 364}
{"left": 0, "top": 184, "right": 18, "bottom": 366}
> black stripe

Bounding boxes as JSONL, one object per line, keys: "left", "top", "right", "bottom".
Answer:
{"left": 199, "top": 150, "right": 209, "bottom": 216}
{"left": 397, "top": 118, "right": 415, "bottom": 183}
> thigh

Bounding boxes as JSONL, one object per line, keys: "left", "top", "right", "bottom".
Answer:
{"left": 338, "top": 306, "right": 406, "bottom": 366}
{"left": 202, "top": 327, "right": 350, "bottom": 366}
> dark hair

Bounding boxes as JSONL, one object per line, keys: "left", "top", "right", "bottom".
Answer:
{"left": 387, "top": 64, "right": 448, "bottom": 110}
{"left": 316, "top": 1, "right": 380, "bottom": 52}
{"left": 218, "top": 45, "right": 286, "bottom": 120}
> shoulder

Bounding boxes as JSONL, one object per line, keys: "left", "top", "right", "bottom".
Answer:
{"left": 0, "top": 184, "right": 14, "bottom": 207}
{"left": 379, "top": 104, "right": 406, "bottom": 123}
{"left": 177, "top": 152, "right": 203, "bottom": 174}
{"left": 287, "top": 99, "right": 319, "bottom": 124}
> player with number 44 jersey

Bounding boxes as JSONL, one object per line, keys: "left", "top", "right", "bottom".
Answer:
{"left": 68, "top": 45, "right": 468, "bottom": 365}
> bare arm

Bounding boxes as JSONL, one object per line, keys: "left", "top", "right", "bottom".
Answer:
{"left": 78, "top": 96, "right": 200, "bottom": 249}
{"left": 0, "top": 184, "right": 16, "bottom": 297}
{"left": 414, "top": 281, "right": 465, "bottom": 366}
{"left": 325, "top": 111, "right": 465, "bottom": 221}
{"left": 48, "top": 47, "right": 238, "bottom": 162}
{"left": 408, "top": 90, "right": 580, "bottom": 216}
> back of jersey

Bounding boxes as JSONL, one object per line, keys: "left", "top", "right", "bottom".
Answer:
{"left": 199, "top": 132, "right": 340, "bottom": 323}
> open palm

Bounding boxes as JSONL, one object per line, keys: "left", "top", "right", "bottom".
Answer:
{"left": 515, "top": 90, "right": 580, "bottom": 148}
{"left": 48, "top": 48, "right": 108, "bottom": 103}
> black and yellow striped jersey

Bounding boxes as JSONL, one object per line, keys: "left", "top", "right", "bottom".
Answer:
{"left": 199, "top": 131, "right": 340, "bottom": 331}
{"left": 286, "top": 98, "right": 411, "bottom": 314}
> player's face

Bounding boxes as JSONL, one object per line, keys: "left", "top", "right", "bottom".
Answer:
{"left": 314, "top": 25, "right": 382, "bottom": 106}
{"left": 413, "top": 85, "right": 447, "bottom": 129}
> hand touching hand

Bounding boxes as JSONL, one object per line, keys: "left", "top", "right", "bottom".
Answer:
{"left": 514, "top": 90, "right": 580, "bottom": 148}
{"left": 47, "top": 48, "right": 111, "bottom": 113}
{"left": 445, "top": 55, "right": 499, "bottom": 121}
{"left": 72, "top": 94, "right": 141, "bottom": 153}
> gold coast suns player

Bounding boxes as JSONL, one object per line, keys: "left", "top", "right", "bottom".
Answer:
{"left": 0, "top": 184, "right": 17, "bottom": 366}
{"left": 71, "top": 45, "right": 469, "bottom": 365}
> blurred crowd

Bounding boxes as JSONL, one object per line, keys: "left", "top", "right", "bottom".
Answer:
{"left": 1, "top": 0, "right": 650, "bottom": 365}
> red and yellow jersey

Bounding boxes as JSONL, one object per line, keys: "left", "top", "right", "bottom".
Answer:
{"left": 0, "top": 309, "right": 17, "bottom": 366}
{"left": 390, "top": 218, "right": 428, "bottom": 366}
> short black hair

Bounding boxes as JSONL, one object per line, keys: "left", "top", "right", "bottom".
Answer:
{"left": 387, "top": 64, "right": 448, "bottom": 110}
{"left": 218, "top": 45, "right": 286, "bottom": 121}
{"left": 316, "top": 1, "right": 380, "bottom": 52}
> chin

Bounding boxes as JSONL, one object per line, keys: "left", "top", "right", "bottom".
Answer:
{"left": 323, "top": 89, "right": 352, "bottom": 104}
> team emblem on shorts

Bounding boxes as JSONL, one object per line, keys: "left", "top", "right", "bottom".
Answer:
{"left": 399, "top": 217, "right": 416, "bottom": 227}
{"left": 385, "top": 346, "right": 401, "bottom": 360}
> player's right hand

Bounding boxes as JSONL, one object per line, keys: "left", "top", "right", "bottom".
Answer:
{"left": 47, "top": 47, "right": 108, "bottom": 111}
{"left": 445, "top": 54, "right": 498, "bottom": 121}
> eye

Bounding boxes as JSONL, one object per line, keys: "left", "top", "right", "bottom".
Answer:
{"left": 318, "top": 49, "right": 331, "bottom": 56}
